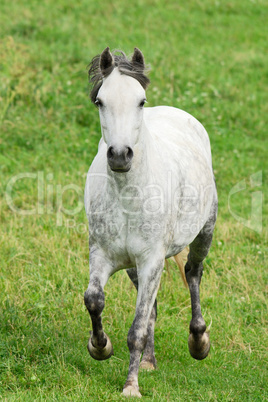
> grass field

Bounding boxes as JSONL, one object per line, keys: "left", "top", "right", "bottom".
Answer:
{"left": 0, "top": 0, "right": 267, "bottom": 400}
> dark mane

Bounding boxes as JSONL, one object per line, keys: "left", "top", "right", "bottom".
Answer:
{"left": 88, "top": 50, "right": 150, "bottom": 104}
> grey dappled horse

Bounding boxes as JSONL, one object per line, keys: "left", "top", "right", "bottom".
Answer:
{"left": 84, "top": 47, "right": 217, "bottom": 397}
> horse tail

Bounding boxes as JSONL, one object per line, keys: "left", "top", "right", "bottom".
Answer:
{"left": 173, "top": 250, "right": 188, "bottom": 288}
{"left": 166, "top": 248, "right": 188, "bottom": 288}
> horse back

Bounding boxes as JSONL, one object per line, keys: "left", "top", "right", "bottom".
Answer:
{"left": 144, "top": 106, "right": 212, "bottom": 167}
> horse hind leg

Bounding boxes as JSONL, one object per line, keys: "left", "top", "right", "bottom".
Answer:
{"left": 126, "top": 268, "right": 157, "bottom": 370}
{"left": 185, "top": 207, "right": 217, "bottom": 360}
{"left": 185, "top": 257, "right": 210, "bottom": 360}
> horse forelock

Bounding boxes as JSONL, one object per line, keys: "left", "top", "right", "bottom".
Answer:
{"left": 88, "top": 50, "right": 150, "bottom": 104}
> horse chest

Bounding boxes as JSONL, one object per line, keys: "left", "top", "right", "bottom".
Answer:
{"left": 87, "top": 191, "right": 167, "bottom": 266}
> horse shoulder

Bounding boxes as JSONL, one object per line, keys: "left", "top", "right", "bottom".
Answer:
{"left": 85, "top": 139, "right": 119, "bottom": 223}
{"left": 144, "top": 106, "right": 212, "bottom": 163}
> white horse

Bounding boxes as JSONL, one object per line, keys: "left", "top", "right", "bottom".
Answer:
{"left": 84, "top": 47, "right": 217, "bottom": 398}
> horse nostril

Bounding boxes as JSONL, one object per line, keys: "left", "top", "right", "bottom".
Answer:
{"left": 107, "top": 146, "right": 133, "bottom": 172}
{"left": 125, "top": 147, "right": 134, "bottom": 161}
{"left": 107, "top": 146, "right": 115, "bottom": 160}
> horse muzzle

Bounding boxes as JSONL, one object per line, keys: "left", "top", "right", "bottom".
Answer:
{"left": 107, "top": 146, "right": 134, "bottom": 173}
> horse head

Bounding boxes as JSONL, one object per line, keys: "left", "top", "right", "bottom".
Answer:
{"left": 88, "top": 47, "right": 150, "bottom": 173}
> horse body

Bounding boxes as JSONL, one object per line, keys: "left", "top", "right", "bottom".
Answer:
{"left": 84, "top": 48, "right": 217, "bottom": 397}
{"left": 85, "top": 102, "right": 215, "bottom": 267}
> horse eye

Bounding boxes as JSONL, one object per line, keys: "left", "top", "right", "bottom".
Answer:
{"left": 95, "top": 99, "right": 103, "bottom": 108}
{"left": 139, "top": 99, "right": 147, "bottom": 108}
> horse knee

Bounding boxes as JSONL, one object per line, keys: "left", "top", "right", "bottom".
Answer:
{"left": 84, "top": 281, "right": 105, "bottom": 316}
{"left": 127, "top": 321, "right": 147, "bottom": 353}
{"left": 190, "top": 316, "right": 206, "bottom": 335}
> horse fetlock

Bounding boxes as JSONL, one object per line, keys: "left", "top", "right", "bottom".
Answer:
{"left": 90, "top": 330, "right": 107, "bottom": 349}
{"left": 87, "top": 332, "right": 114, "bottom": 360}
{"left": 188, "top": 331, "right": 210, "bottom": 360}
{"left": 189, "top": 317, "right": 206, "bottom": 336}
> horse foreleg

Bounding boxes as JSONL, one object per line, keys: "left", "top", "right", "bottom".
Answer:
{"left": 127, "top": 268, "right": 157, "bottom": 370}
{"left": 123, "top": 259, "right": 164, "bottom": 398}
{"left": 84, "top": 253, "right": 114, "bottom": 360}
{"left": 139, "top": 299, "right": 157, "bottom": 370}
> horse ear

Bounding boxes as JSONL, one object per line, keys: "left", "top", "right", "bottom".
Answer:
{"left": 132, "top": 48, "right": 145, "bottom": 70}
{"left": 100, "top": 47, "right": 114, "bottom": 73}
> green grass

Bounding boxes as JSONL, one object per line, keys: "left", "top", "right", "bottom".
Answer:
{"left": 0, "top": 0, "right": 267, "bottom": 400}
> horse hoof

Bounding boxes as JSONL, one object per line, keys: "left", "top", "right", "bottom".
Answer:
{"left": 140, "top": 360, "right": 156, "bottom": 370}
{"left": 87, "top": 333, "right": 114, "bottom": 361}
{"left": 122, "top": 385, "right": 142, "bottom": 398}
{"left": 188, "top": 331, "right": 210, "bottom": 360}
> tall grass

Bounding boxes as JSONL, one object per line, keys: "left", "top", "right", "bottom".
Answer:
{"left": 0, "top": 0, "right": 267, "bottom": 400}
